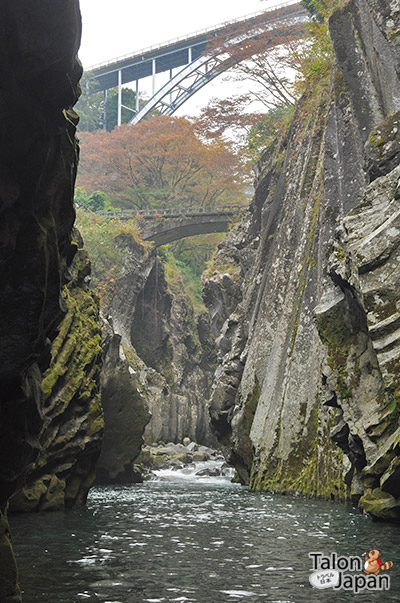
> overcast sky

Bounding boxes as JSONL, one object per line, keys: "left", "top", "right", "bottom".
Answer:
{"left": 78, "top": 0, "right": 290, "bottom": 116}
{"left": 78, "top": 0, "right": 284, "bottom": 67}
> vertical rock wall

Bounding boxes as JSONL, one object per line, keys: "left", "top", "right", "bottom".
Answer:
{"left": 203, "top": 0, "right": 400, "bottom": 520}
{"left": 9, "top": 231, "right": 103, "bottom": 513}
{"left": 0, "top": 1, "right": 103, "bottom": 598}
{"left": 96, "top": 312, "right": 150, "bottom": 484}
{"left": 130, "top": 257, "right": 217, "bottom": 446}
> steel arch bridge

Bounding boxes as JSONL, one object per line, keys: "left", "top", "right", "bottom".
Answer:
{"left": 86, "top": 1, "right": 307, "bottom": 126}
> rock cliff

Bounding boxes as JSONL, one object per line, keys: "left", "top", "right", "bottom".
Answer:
{"left": 95, "top": 311, "right": 150, "bottom": 484}
{"left": 94, "top": 238, "right": 217, "bottom": 483}
{"left": 0, "top": 1, "right": 103, "bottom": 599}
{"left": 9, "top": 231, "right": 103, "bottom": 513}
{"left": 203, "top": 0, "right": 400, "bottom": 521}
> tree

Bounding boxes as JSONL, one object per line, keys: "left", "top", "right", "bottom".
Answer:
{"left": 74, "top": 187, "right": 90, "bottom": 209}
{"left": 194, "top": 96, "right": 265, "bottom": 143}
{"left": 195, "top": 3, "right": 334, "bottom": 147}
{"left": 290, "top": 20, "right": 333, "bottom": 96}
{"left": 247, "top": 104, "right": 295, "bottom": 159}
{"left": 301, "top": 1, "right": 328, "bottom": 21}
{"left": 75, "top": 72, "right": 148, "bottom": 132}
{"left": 104, "top": 88, "right": 137, "bottom": 131}
{"left": 77, "top": 115, "right": 247, "bottom": 209}
{"left": 75, "top": 211, "right": 144, "bottom": 306}
{"left": 190, "top": 6, "right": 307, "bottom": 146}
{"left": 204, "top": 7, "right": 306, "bottom": 112}
{"left": 74, "top": 187, "right": 113, "bottom": 212}
{"left": 75, "top": 71, "right": 105, "bottom": 131}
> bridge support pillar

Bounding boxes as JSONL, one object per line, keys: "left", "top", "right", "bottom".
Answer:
{"left": 117, "top": 69, "right": 122, "bottom": 126}
{"left": 103, "top": 89, "right": 108, "bottom": 129}
{"left": 152, "top": 59, "right": 156, "bottom": 95}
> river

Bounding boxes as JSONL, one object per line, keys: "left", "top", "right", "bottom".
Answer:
{"left": 10, "top": 465, "right": 400, "bottom": 602}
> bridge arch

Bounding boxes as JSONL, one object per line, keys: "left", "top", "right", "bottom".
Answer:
{"left": 142, "top": 215, "right": 233, "bottom": 247}
{"left": 99, "top": 206, "right": 244, "bottom": 246}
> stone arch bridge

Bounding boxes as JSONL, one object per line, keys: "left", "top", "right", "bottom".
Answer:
{"left": 99, "top": 205, "right": 246, "bottom": 246}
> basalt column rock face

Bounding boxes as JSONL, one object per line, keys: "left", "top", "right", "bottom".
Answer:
{"left": 204, "top": 87, "right": 350, "bottom": 499}
{"left": 0, "top": 1, "right": 102, "bottom": 599}
{"left": 203, "top": 0, "right": 400, "bottom": 520}
{"left": 94, "top": 238, "right": 154, "bottom": 484}
{"left": 316, "top": 0, "right": 400, "bottom": 521}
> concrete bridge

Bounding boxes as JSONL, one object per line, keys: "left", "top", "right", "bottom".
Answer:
{"left": 86, "top": 1, "right": 307, "bottom": 125}
{"left": 99, "top": 206, "right": 245, "bottom": 246}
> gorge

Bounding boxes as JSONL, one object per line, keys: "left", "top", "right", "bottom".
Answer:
{"left": 1, "top": 0, "right": 400, "bottom": 601}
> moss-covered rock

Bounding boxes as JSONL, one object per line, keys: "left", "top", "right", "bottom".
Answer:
{"left": 359, "top": 487, "right": 400, "bottom": 522}
{"left": 95, "top": 317, "right": 150, "bottom": 484}
{"left": 365, "top": 111, "right": 400, "bottom": 179}
{"left": 0, "top": 0, "right": 85, "bottom": 595}
{"left": 9, "top": 232, "right": 103, "bottom": 513}
{"left": 205, "top": 81, "right": 351, "bottom": 499}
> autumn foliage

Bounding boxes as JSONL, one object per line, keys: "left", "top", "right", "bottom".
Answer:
{"left": 77, "top": 115, "right": 247, "bottom": 210}
{"left": 204, "top": 5, "right": 307, "bottom": 107}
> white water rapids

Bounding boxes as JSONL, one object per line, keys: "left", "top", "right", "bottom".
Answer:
{"left": 152, "top": 459, "right": 235, "bottom": 483}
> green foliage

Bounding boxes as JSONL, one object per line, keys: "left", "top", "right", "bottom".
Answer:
{"left": 87, "top": 191, "right": 112, "bottom": 212}
{"left": 159, "top": 246, "right": 202, "bottom": 310}
{"left": 301, "top": 0, "right": 346, "bottom": 21}
{"left": 158, "top": 235, "right": 222, "bottom": 310}
{"left": 75, "top": 210, "right": 145, "bottom": 306}
{"left": 74, "top": 187, "right": 113, "bottom": 212}
{"left": 244, "top": 5, "right": 334, "bottom": 159}
{"left": 247, "top": 104, "right": 295, "bottom": 159}
{"left": 104, "top": 88, "right": 138, "bottom": 131}
{"left": 292, "top": 21, "right": 333, "bottom": 96}
{"left": 74, "top": 187, "right": 89, "bottom": 209}
{"left": 75, "top": 71, "right": 149, "bottom": 132}
{"left": 301, "top": 0, "right": 327, "bottom": 22}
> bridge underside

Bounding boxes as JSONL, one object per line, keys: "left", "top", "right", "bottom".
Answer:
{"left": 142, "top": 218, "right": 231, "bottom": 247}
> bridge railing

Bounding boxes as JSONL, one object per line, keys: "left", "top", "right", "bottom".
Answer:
{"left": 98, "top": 205, "right": 247, "bottom": 219}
